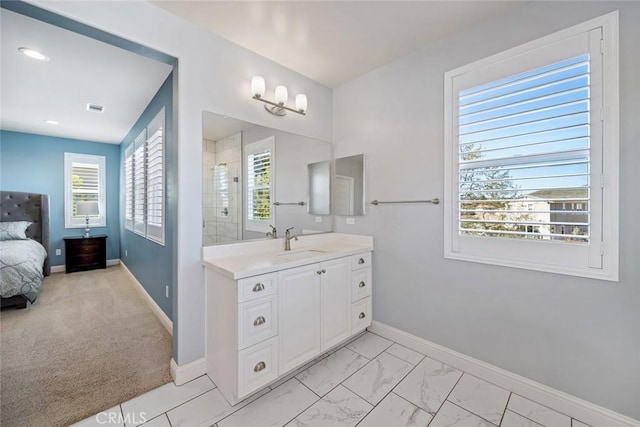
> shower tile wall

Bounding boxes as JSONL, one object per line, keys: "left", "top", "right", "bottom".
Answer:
{"left": 202, "top": 133, "right": 243, "bottom": 245}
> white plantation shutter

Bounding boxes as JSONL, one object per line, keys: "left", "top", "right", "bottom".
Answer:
{"left": 145, "top": 110, "right": 164, "bottom": 244}
{"left": 133, "top": 129, "right": 146, "bottom": 235}
{"left": 245, "top": 136, "right": 275, "bottom": 232}
{"left": 124, "top": 144, "right": 134, "bottom": 231}
{"left": 64, "top": 153, "right": 106, "bottom": 228}
{"left": 444, "top": 15, "right": 619, "bottom": 281}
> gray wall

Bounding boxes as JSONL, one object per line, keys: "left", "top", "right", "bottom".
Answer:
{"left": 333, "top": 1, "right": 640, "bottom": 420}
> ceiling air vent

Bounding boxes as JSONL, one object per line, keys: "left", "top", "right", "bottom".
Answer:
{"left": 86, "top": 103, "right": 104, "bottom": 113}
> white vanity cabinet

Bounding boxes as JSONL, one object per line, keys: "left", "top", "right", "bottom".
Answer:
{"left": 204, "top": 249, "right": 372, "bottom": 406}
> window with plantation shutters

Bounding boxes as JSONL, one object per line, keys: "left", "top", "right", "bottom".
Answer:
{"left": 124, "top": 144, "right": 134, "bottom": 231}
{"left": 245, "top": 136, "right": 275, "bottom": 232}
{"left": 145, "top": 111, "right": 164, "bottom": 244}
{"left": 64, "top": 153, "right": 106, "bottom": 228}
{"left": 123, "top": 108, "right": 165, "bottom": 245}
{"left": 444, "top": 13, "right": 619, "bottom": 281}
{"left": 133, "top": 129, "right": 146, "bottom": 236}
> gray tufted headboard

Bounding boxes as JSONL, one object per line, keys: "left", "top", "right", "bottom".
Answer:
{"left": 0, "top": 191, "right": 51, "bottom": 276}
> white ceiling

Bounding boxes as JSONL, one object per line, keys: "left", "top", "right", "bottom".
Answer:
{"left": 0, "top": 8, "right": 173, "bottom": 144}
{"left": 150, "top": 0, "right": 521, "bottom": 88}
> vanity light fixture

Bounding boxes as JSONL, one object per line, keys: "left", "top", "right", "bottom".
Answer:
{"left": 18, "top": 47, "right": 49, "bottom": 61}
{"left": 251, "top": 76, "right": 307, "bottom": 116}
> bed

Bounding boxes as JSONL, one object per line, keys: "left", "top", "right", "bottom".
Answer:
{"left": 0, "top": 191, "right": 50, "bottom": 309}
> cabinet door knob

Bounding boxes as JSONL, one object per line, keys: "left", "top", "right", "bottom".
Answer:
{"left": 358, "top": 258, "right": 365, "bottom": 264}
{"left": 359, "top": 312, "right": 366, "bottom": 319}
{"left": 253, "top": 283, "right": 265, "bottom": 292}
{"left": 253, "top": 316, "right": 266, "bottom": 326}
{"left": 317, "top": 270, "right": 322, "bottom": 275}
{"left": 358, "top": 281, "right": 366, "bottom": 288}
{"left": 321, "top": 269, "right": 326, "bottom": 274}
{"left": 254, "top": 361, "right": 266, "bottom": 372}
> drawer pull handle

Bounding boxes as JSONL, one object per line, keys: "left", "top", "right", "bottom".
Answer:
{"left": 254, "top": 361, "right": 266, "bottom": 372}
{"left": 253, "top": 316, "right": 266, "bottom": 326}
{"left": 317, "top": 270, "right": 322, "bottom": 275}
{"left": 321, "top": 269, "right": 326, "bottom": 274}
{"left": 253, "top": 283, "right": 265, "bottom": 292}
{"left": 358, "top": 258, "right": 365, "bottom": 264}
{"left": 358, "top": 281, "right": 366, "bottom": 288}
{"left": 359, "top": 312, "right": 366, "bottom": 319}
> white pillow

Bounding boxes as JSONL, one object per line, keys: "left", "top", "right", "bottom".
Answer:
{"left": 0, "top": 221, "right": 32, "bottom": 240}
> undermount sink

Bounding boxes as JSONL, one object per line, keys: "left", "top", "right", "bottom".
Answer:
{"left": 277, "top": 249, "right": 326, "bottom": 259}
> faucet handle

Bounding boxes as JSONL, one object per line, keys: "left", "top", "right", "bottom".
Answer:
{"left": 286, "top": 227, "right": 294, "bottom": 233}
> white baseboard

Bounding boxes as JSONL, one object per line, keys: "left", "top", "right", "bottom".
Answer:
{"left": 368, "top": 321, "right": 640, "bottom": 427}
{"left": 51, "top": 258, "right": 120, "bottom": 274}
{"left": 120, "top": 261, "right": 173, "bottom": 336}
{"left": 170, "top": 357, "right": 206, "bottom": 386}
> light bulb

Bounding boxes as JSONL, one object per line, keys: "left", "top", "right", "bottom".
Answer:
{"left": 295, "top": 94, "right": 308, "bottom": 113}
{"left": 251, "top": 76, "right": 265, "bottom": 98}
{"left": 275, "top": 86, "right": 288, "bottom": 105}
{"left": 18, "top": 47, "right": 49, "bottom": 61}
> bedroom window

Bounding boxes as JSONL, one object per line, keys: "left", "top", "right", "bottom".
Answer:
{"left": 64, "top": 153, "right": 106, "bottom": 228}
{"left": 245, "top": 136, "right": 274, "bottom": 233}
{"left": 124, "top": 108, "right": 165, "bottom": 245}
{"left": 444, "top": 12, "right": 619, "bottom": 281}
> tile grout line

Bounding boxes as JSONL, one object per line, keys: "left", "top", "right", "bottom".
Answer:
{"left": 426, "top": 369, "right": 465, "bottom": 426}
{"left": 445, "top": 400, "right": 500, "bottom": 427}
{"left": 503, "top": 408, "right": 548, "bottom": 427}
{"left": 499, "top": 393, "right": 513, "bottom": 426}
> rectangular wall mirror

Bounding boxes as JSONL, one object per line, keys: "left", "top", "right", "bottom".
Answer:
{"left": 202, "top": 111, "right": 333, "bottom": 246}
{"left": 334, "top": 154, "right": 365, "bottom": 216}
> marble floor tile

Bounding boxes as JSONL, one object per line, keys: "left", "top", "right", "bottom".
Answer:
{"left": 296, "top": 347, "right": 369, "bottom": 396}
{"left": 346, "top": 332, "right": 393, "bottom": 359}
{"left": 285, "top": 385, "right": 372, "bottom": 427}
{"left": 217, "top": 379, "right": 318, "bottom": 427}
{"left": 430, "top": 401, "right": 496, "bottom": 427}
{"left": 357, "top": 392, "right": 432, "bottom": 427}
{"left": 393, "top": 356, "right": 463, "bottom": 415}
{"left": 72, "top": 406, "right": 124, "bottom": 427}
{"left": 448, "top": 374, "right": 509, "bottom": 425}
{"left": 501, "top": 409, "right": 544, "bottom": 427}
{"left": 271, "top": 354, "right": 329, "bottom": 391}
{"left": 385, "top": 343, "right": 425, "bottom": 365}
{"left": 572, "top": 420, "right": 591, "bottom": 427}
{"left": 166, "top": 386, "right": 269, "bottom": 427}
{"left": 342, "top": 352, "right": 413, "bottom": 405}
{"left": 121, "top": 376, "right": 215, "bottom": 426}
{"left": 140, "top": 414, "right": 171, "bottom": 427}
{"left": 507, "top": 394, "right": 571, "bottom": 427}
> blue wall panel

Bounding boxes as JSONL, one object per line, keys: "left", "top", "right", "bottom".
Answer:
{"left": 0, "top": 131, "right": 121, "bottom": 264}
{"left": 120, "top": 72, "right": 174, "bottom": 320}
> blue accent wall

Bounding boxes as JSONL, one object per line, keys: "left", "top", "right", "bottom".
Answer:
{"left": 120, "top": 72, "right": 175, "bottom": 320}
{"left": 0, "top": 131, "right": 121, "bottom": 265}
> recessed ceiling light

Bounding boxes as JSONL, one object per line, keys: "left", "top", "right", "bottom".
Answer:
{"left": 45, "top": 120, "right": 58, "bottom": 125}
{"left": 18, "top": 47, "right": 49, "bottom": 61}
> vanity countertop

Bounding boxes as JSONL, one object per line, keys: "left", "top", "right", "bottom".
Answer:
{"left": 202, "top": 233, "right": 373, "bottom": 280}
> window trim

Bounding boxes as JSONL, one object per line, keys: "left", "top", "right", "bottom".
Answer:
{"left": 244, "top": 136, "right": 275, "bottom": 233}
{"left": 64, "top": 152, "right": 107, "bottom": 228}
{"left": 443, "top": 11, "right": 619, "bottom": 281}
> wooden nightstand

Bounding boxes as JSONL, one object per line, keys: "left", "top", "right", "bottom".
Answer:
{"left": 64, "top": 235, "right": 108, "bottom": 274}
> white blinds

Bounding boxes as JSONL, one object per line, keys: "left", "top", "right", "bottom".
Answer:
{"left": 71, "top": 163, "right": 100, "bottom": 217}
{"left": 145, "top": 112, "right": 164, "bottom": 243}
{"left": 124, "top": 144, "right": 134, "bottom": 230}
{"left": 247, "top": 150, "right": 271, "bottom": 221}
{"left": 457, "top": 55, "right": 591, "bottom": 243}
{"left": 133, "top": 129, "right": 146, "bottom": 235}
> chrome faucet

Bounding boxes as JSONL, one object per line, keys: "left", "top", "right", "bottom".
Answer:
{"left": 284, "top": 227, "right": 298, "bottom": 251}
{"left": 266, "top": 225, "right": 277, "bottom": 239}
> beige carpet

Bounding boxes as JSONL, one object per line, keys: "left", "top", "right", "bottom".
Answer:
{"left": 1, "top": 265, "right": 172, "bottom": 427}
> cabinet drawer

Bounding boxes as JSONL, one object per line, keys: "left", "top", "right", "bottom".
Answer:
{"left": 352, "top": 297, "right": 372, "bottom": 332}
{"left": 69, "top": 242, "right": 102, "bottom": 254}
{"left": 351, "top": 268, "right": 372, "bottom": 302}
{"left": 238, "top": 337, "right": 278, "bottom": 397}
{"left": 238, "top": 273, "right": 277, "bottom": 302}
{"left": 238, "top": 296, "right": 278, "bottom": 349}
{"left": 351, "top": 252, "right": 371, "bottom": 270}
